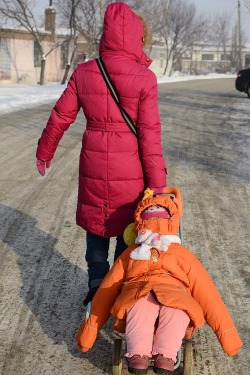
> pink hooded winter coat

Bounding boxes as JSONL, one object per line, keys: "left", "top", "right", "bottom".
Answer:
{"left": 36, "top": 2, "right": 167, "bottom": 237}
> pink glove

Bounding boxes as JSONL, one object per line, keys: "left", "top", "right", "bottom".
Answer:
{"left": 150, "top": 187, "right": 165, "bottom": 195}
{"left": 36, "top": 159, "right": 51, "bottom": 176}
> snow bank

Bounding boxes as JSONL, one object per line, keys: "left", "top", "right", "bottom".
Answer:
{"left": 0, "top": 73, "right": 235, "bottom": 116}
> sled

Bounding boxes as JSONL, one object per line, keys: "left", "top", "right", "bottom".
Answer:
{"left": 112, "top": 337, "right": 193, "bottom": 375}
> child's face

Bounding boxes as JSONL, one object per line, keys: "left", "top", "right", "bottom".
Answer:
{"left": 141, "top": 205, "right": 170, "bottom": 220}
{"left": 145, "top": 205, "right": 165, "bottom": 212}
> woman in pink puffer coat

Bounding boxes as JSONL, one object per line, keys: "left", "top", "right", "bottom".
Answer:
{"left": 36, "top": 2, "right": 167, "bottom": 304}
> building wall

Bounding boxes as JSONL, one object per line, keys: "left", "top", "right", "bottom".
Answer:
{"left": 182, "top": 44, "right": 250, "bottom": 75}
{"left": 0, "top": 31, "right": 75, "bottom": 84}
{"left": 6, "top": 38, "right": 37, "bottom": 83}
{"left": 148, "top": 45, "right": 168, "bottom": 76}
{"left": 1, "top": 19, "right": 250, "bottom": 84}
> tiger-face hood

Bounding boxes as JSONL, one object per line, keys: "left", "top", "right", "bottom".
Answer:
{"left": 134, "top": 195, "right": 180, "bottom": 235}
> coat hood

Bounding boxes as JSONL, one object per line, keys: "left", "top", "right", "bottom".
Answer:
{"left": 134, "top": 195, "right": 180, "bottom": 235}
{"left": 99, "top": 2, "right": 152, "bottom": 66}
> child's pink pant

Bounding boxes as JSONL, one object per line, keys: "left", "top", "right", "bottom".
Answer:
{"left": 125, "top": 292, "right": 190, "bottom": 362}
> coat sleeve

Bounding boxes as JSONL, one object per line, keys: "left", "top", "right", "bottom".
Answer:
{"left": 137, "top": 71, "right": 167, "bottom": 188}
{"left": 36, "top": 69, "right": 81, "bottom": 161}
{"left": 76, "top": 250, "right": 130, "bottom": 352}
{"left": 188, "top": 256, "right": 243, "bottom": 356}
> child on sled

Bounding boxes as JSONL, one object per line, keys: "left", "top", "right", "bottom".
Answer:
{"left": 76, "top": 188, "right": 242, "bottom": 374}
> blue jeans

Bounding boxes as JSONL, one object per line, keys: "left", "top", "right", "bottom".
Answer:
{"left": 85, "top": 232, "right": 127, "bottom": 289}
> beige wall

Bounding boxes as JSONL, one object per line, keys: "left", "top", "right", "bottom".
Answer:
{"left": 2, "top": 28, "right": 250, "bottom": 84}
{"left": 0, "top": 32, "right": 75, "bottom": 84}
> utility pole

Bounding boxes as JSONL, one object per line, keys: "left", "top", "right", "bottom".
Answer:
{"left": 237, "top": 0, "right": 242, "bottom": 69}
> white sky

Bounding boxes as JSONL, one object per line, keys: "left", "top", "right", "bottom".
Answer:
{"left": 191, "top": 0, "right": 250, "bottom": 42}
{"left": 0, "top": 73, "right": 234, "bottom": 116}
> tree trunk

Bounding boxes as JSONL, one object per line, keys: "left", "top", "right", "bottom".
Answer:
{"left": 163, "top": 58, "right": 171, "bottom": 76}
{"left": 61, "top": 63, "right": 71, "bottom": 84}
{"left": 39, "top": 58, "right": 46, "bottom": 85}
{"left": 61, "top": 40, "right": 77, "bottom": 84}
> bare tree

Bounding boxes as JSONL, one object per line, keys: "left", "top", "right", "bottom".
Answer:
{"left": 182, "top": 12, "right": 209, "bottom": 75}
{"left": 209, "top": 13, "right": 231, "bottom": 71}
{"left": 243, "top": 0, "right": 250, "bottom": 10}
{"left": 56, "top": 0, "right": 156, "bottom": 65}
{"left": 231, "top": 25, "right": 239, "bottom": 70}
{"left": 0, "top": 0, "right": 46, "bottom": 84}
{"left": 209, "top": 13, "right": 231, "bottom": 50}
{"left": 0, "top": 0, "right": 70, "bottom": 85}
{"left": 56, "top": 0, "right": 81, "bottom": 84}
{"left": 54, "top": 0, "right": 209, "bottom": 78}
{"left": 56, "top": 0, "right": 109, "bottom": 61}
{"left": 76, "top": 0, "right": 105, "bottom": 59}
{"left": 152, "top": 0, "right": 208, "bottom": 76}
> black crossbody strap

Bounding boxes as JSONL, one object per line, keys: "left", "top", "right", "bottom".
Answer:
{"left": 96, "top": 57, "right": 138, "bottom": 137}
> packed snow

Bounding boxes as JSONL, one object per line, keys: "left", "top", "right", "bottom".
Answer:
{"left": 0, "top": 73, "right": 235, "bottom": 116}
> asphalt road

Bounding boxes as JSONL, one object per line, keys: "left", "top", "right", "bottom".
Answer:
{"left": 0, "top": 77, "right": 249, "bottom": 375}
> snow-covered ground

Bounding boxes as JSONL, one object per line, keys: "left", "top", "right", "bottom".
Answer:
{"left": 0, "top": 73, "right": 235, "bottom": 116}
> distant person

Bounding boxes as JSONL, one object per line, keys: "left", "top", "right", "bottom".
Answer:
{"left": 76, "top": 191, "right": 243, "bottom": 374}
{"left": 36, "top": 2, "right": 167, "bottom": 305}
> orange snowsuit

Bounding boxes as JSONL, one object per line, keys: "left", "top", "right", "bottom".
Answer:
{"left": 76, "top": 194, "right": 243, "bottom": 357}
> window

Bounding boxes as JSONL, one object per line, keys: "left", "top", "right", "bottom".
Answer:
{"left": 0, "top": 39, "right": 11, "bottom": 80}
{"left": 221, "top": 54, "right": 230, "bottom": 61}
{"left": 201, "top": 54, "right": 214, "bottom": 61}
{"left": 34, "top": 40, "right": 41, "bottom": 67}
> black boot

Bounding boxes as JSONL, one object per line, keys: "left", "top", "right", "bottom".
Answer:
{"left": 83, "top": 287, "right": 99, "bottom": 307}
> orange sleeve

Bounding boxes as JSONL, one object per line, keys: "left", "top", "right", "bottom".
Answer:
{"left": 76, "top": 248, "right": 131, "bottom": 352}
{"left": 188, "top": 257, "right": 243, "bottom": 356}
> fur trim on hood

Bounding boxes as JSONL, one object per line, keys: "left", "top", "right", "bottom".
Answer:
{"left": 130, "top": 229, "right": 181, "bottom": 260}
{"left": 135, "top": 13, "right": 152, "bottom": 47}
